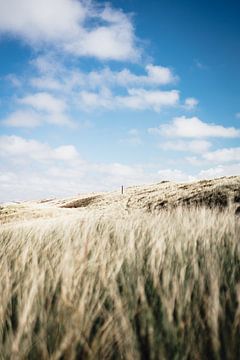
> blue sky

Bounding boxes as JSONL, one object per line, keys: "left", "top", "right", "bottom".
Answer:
{"left": 0, "top": 0, "right": 240, "bottom": 201}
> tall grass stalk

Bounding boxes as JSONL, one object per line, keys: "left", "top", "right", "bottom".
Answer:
{"left": 0, "top": 207, "right": 239, "bottom": 359}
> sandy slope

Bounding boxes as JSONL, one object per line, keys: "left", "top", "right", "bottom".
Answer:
{"left": 1, "top": 175, "right": 240, "bottom": 225}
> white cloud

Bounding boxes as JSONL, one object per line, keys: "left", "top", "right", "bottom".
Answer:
{"left": 186, "top": 146, "right": 240, "bottom": 168}
{"left": 90, "top": 64, "right": 176, "bottom": 87}
{"left": 64, "top": 22, "right": 138, "bottom": 61}
{"left": 157, "top": 163, "right": 240, "bottom": 182}
{"left": 31, "top": 54, "right": 66, "bottom": 75}
{"left": 30, "top": 62, "right": 177, "bottom": 93}
{"left": 184, "top": 97, "right": 198, "bottom": 110}
{"left": 1, "top": 109, "right": 73, "bottom": 128}
{"left": 18, "top": 92, "right": 66, "bottom": 113}
{"left": 157, "top": 169, "right": 194, "bottom": 182}
{"left": 118, "top": 89, "right": 179, "bottom": 112}
{"left": 0, "top": 135, "right": 163, "bottom": 202}
{"left": 4, "top": 74, "right": 22, "bottom": 87}
{"left": 203, "top": 147, "right": 240, "bottom": 163}
{"left": 94, "top": 162, "right": 140, "bottom": 178}
{"left": 144, "top": 65, "right": 177, "bottom": 85}
{"left": 119, "top": 129, "right": 143, "bottom": 146}
{"left": 47, "top": 112, "right": 74, "bottom": 126}
{"left": 197, "top": 163, "right": 240, "bottom": 179}
{"left": 0, "top": 164, "right": 157, "bottom": 202}
{"left": 0, "top": 135, "right": 80, "bottom": 162}
{"left": 0, "top": 0, "right": 85, "bottom": 41}
{"left": 149, "top": 116, "right": 240, "bottom": 138}
{"left": 25, "top": 57, "right": 180, "bottom": 114}
{"left": 1, "top": 110, "right": 42, "bottom": 128}
{"left": 79, "top": 88, "right": 113, "bottom": 110}
{"left": 30, "top": 76, "right": 62, "bottom": 91}
{"left": 2, "top": 62, "right": 179, "bottom": 127}
{"left": 79, "top": 88, "right": 179, "bottom": 111}
{"left": 160, "top": 140, "right": 212, "bottom": 153}
{"left": 2, "top": 92, "right": 74, "bottom": 128}
{"left": 52, "top": 145, "right": 80, "bottom": 161}
{"left": 185, "top": 156, "right": 205, "bottom": 166}
{"left": 0, "top": 0, "right": 139, "bottom": 61}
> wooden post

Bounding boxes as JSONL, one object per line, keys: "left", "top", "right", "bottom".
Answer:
{"left": 121, "top": 185, "right": 124, "bottom": 194}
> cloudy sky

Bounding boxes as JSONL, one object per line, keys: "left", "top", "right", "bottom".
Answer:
{"left": 0, "top": 0, "right": 240, "bottom": 201}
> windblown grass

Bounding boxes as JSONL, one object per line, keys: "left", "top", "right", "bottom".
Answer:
{"left": 0, "top": 208, "right": 240, "bottom": 359}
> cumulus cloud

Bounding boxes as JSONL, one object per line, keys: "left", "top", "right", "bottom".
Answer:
{"left": 203, "top": 147, "right": 240, "bottom": 163}
{"left": 30, "top": 77, "right": 62, "bottom": 91}
{"left": 2, "top": 110, "right": 43, "bottom": 128}
{"left": 2, "top": 92, "right": 74, "bottom": 127}
{"left": 157, "top": 169, "right": 195, "bottom": 182}
{"left": 84, "top": 64, "right": 176, "bottom": 88}
{"left": 157, "top": 164, "right": 240, "bottom": 182}
{"left": 18, "top": 92, "right": 66, "bottom": 113}
{"left": 0, "top": 0, "right": 139, "bottom": 61}
{"left": 0, "top": 135, "right": 80, "bottom": 162}
{"left": 28, "top": 60, "right": 179, "bottom": 112}
{"left": 79, "top": 88, "right": 179, "bottom": 111}
{"left": 184, "top": 97, "right": 198, "bottom": 110}
{"left": 1, "top": 54, "right": 180, "bottom": 126}
{"left": 160, "top": 140, "right": 212, "bottom": 153}
{"left": 2, "top": 63, "right": 180, "bottom": 127}
{"left": 118, "top": 89, "right": 179, "bottom": 112}
{"left": 149, "top": 116, "right": 240, "bottom": 138}
{"left": 4, "top": 74, "right": 22, "bottom": 87}
{"left": 30, "top": 60, "right": 177, "bottom": 92}
{"left": 2, "top": 109, "right": 73, "bottom": 128}
{"left": 144, "top": 65, "right": 177, "bottom": 85}
{"left": 197, "top": 163, "right": 240, "bottom": 179}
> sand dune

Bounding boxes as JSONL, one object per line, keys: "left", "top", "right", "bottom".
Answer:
{"left": 1, "top": 175, "right": 240, "bottom": 225}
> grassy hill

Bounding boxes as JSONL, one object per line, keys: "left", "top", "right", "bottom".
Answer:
{"left": 1, "top": 175, "right": 240, "bottom": 224}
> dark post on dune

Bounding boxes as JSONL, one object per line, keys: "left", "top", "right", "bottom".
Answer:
{"left": 121, "top": 185, "right": 124, "bottom": 195}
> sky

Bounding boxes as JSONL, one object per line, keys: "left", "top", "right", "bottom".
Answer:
{"left": 0, "top": 0, "right": 240, "bottom": 202}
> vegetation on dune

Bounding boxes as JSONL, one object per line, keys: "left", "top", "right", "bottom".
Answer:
{"left": 0, "top": 207, "right": 240, "bottom": 359}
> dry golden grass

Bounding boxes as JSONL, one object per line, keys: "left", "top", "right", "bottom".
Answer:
{"left": 0, "top": 205, "right": 240, "bottom": 359}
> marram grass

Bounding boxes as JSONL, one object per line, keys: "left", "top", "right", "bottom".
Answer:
{"left": 0, "top": 207, "right": 240, "bottom": 359}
